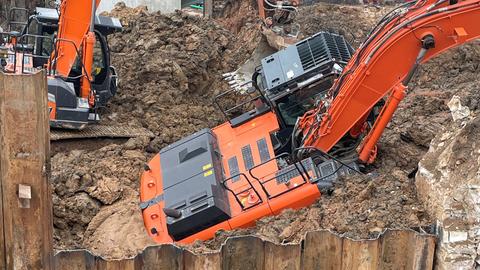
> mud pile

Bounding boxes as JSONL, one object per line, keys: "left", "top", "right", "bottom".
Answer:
{"left": 102, "top": 3, "right": 260, "bottom": 153}
{"left": 296, "top": 3, "right": 388, "bottom": 47}
{"left": 51, "top": 137, "right": 155, "bottom": 256}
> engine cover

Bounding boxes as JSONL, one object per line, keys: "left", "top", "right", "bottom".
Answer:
{"left": 160, "top": 128, "right": 230, "bottom": 240}
{"left": 257, "top": 31, "right": 354, "bottom": 97}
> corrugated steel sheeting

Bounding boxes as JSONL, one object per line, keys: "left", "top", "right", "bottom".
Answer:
{"left": 54, "top": 229, "right": 436, "bottom": 270}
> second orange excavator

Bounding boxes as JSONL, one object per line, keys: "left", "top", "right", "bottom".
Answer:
{"left": 140, "top": 0, "right": 480, "bottom": 244}
{"left": 1, "top": 0, "right": 121, "bottom": 129}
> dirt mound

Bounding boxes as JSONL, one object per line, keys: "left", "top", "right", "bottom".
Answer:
{"left": 52, "top": 137, "right": 150, "bottom": 250}
{"left": 297, "top": 3, "right": 389, "bottom": 47}
{"left": 101, "top": 4, "right": 261, "bottom": 152}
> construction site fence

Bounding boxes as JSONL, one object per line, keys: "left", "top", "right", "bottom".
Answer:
{"left": 54, "top": 229, "right": 436, "bottom": 270}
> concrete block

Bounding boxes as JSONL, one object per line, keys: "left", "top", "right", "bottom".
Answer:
{"left": 98, "top": 0, "right": 182, "bottom": 14}
{"left": 449, "top": 231, "right": 469, "bottom": 243}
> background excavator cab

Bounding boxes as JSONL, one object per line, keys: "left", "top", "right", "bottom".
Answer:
{"left": 0, "top": 6, "right": 121, "bottom": 129}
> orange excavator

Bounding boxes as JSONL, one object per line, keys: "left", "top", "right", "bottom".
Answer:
{"left": 1, "top": 0, "right": 121, "bottom": 129}
{"left": 140, "top": 0, "right": 480, "bottom": 243}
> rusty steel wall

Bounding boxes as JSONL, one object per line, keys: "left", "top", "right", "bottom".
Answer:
{"left": 0, "top": 72, "right": 53, "bottom": 269}
{"left": 54, "top": 230, "right": 436, "bottom": 270}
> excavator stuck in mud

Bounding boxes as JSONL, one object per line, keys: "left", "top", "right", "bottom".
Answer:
{"left": 1, "top": 0, "right": 479, "bottom": 264}
{"left": 139, "top": 0, "right": 480, "bottom": 244}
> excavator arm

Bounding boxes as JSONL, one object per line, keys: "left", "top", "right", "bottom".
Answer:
{"left": 297, "top": 0, "right": 480, "bottom": 163}
{"left": 51, "top": 0, "right": 100, "bottom": 103}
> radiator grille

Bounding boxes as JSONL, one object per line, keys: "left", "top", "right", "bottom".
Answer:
{"left": 297, "top": 32, "right": 353, "bottom": 71}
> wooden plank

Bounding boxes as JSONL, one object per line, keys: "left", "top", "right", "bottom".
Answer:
{"left": 0, "top": 72, "right": 52, "bottom": 269}
{"left": 341, "top": 238, "right": 380, "bottom": 270}
{"left": 140, "top": 245, "right": 184, "bottom": 270}
{"left": 302, "top": 231, "right": 343, "bottom": 269}
{"left": 264, "top": 241, "right": 301, "bottom": 270}
{"left": 50, "top": 231, "right": 436, "bottom": 269}
{"left": 379, "top": 230, "right": 436, "bottom": 270}
{"left": 221, "top": 236, "right": 264, "bottom": 270}
{"left": 0, "top": 73, "right": 5, "bottom": 270}
{"left": 54, "top": 250, "right": 96, "bottom": 270}
{"left": 184, "top": 250, "right": 222, "bottom": 270}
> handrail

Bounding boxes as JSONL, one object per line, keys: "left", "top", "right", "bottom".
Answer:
{"left": 248, "top": 153, "right": 312, "bottom": 199}
{"left": 221, "top": 173, "right": 263, "bottom": 210}
{"left": 213, "top": 84, "right": 266, "bottom": 122}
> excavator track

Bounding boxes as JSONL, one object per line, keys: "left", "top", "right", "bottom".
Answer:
{"left": 50, "top": 125, "right": 154, "bottom": 141}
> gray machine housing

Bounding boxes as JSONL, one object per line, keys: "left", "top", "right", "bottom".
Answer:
{"left": 160, "top": 128, "right": 230, "bottom": 241}
{"left": 258, "top": 31, "right": 354, "bottom": 97}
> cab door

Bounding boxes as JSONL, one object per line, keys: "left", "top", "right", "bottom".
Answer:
{"left": 91, "top": 30, "right": 118, "bottom": 107}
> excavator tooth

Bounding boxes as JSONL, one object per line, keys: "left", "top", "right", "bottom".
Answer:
{"left": 222, "top": 72, "right": 235, "bottom": 78}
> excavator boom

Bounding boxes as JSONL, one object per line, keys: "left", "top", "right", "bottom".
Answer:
{"left": 298, "top": 0, "right": 480, "bottom": 162}
{"left": 52, "top": 0, "right": 100, "bottom": 78}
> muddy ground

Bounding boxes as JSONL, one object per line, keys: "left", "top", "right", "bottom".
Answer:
{"left": 51, "top": 1, "right": 479, "bottom": 259}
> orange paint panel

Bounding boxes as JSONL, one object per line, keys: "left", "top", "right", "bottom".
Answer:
{"left": 268, "top": 184, "right": 320, "bottom": 215}
{"left": 180, "top": 221, "right": 232, "bottom": 244}
{"left": 228, "top": 204, "right": 273, "bottom": 229}
{"left": 142, "top": 203, "right": 172, "bottom": 243}
{"left": 140, "top": 154, "right": 162, "bottom": 202}
{"left": 212, "top": 112, "right": 280, "bottom": 217}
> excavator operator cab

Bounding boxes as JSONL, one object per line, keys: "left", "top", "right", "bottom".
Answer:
{"left": 0, "top": 7, "right": 122, "bottom": 129}
{"left": 31, "top": 7, "right": 122, "bottom": 107}
{"left": 255, "top": 32, "right": 353, "bottom": 127}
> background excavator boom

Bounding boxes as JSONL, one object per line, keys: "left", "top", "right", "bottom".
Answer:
{"left": 52, "top": 0, "right": 100, "bottom": 78}
{"left": 52, "top": 0, "right": 100, "bottom": 103}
